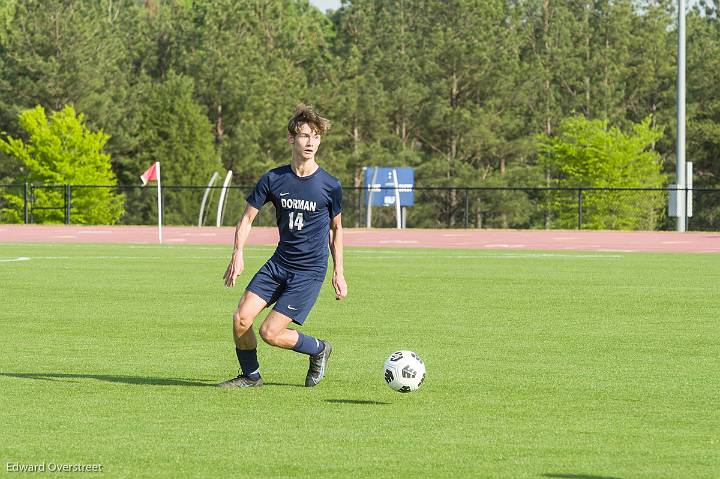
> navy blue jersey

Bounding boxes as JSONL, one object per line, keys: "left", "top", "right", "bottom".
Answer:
{"left": 246, "top": 165, "right": 342, "bottom": 278}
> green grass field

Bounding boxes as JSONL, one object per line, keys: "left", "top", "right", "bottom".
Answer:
{"left": 0, "top": 243, "right": 718, "bottom": 478}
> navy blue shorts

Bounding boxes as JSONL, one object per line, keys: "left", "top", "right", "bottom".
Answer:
{"left": 246, "top": 260, "right": 324, "bottom": 325}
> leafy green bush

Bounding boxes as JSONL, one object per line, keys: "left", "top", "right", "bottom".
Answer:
{"left": 0, "top": 105, "right": 123, "bottom": 224}
{"left": 538, "top": 116, "right": 667, "bottom": 230}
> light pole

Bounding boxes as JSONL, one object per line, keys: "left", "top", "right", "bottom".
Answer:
{"left": 676, "top": 0, "right": 686, "bottom": 232}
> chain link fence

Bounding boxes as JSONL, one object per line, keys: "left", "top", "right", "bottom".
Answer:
{"left": 1, "top": 183, "right": 718, "bottom": 231}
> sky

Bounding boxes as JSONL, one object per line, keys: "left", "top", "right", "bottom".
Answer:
{"left": 308, "top": 0, "right": 342, "bottom": 13}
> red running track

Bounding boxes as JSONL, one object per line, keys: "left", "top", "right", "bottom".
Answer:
{"left": 0, "top": 225, "right": 718, "bottom": 253}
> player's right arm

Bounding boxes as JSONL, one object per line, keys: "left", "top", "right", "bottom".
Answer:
{"left": 223, "top": 203, "right": 260, "bottom": 288}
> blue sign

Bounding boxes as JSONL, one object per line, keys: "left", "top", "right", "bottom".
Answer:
{"left": 364, "top": 167, "right": 414, "bottom": 207}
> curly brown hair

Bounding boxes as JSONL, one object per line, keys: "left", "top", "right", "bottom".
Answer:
{"left": 287, "top": 104, "right": 331, "bottom": 136}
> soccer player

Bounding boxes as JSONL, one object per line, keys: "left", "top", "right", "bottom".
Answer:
{"left": 218, "top": 105, "right": 347, "bottom": 388}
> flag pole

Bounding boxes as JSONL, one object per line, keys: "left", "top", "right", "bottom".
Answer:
{"left": 156, "top": 162, "right": 163, "bottom": 243}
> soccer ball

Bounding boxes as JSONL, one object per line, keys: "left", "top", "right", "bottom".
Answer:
{"left": 383, "top": 350, "right": 426, "bottom": 393}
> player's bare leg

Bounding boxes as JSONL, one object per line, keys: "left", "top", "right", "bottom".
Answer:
{"left": 259, "top": 311, "right": 301, "bottom": 349}
{"left": 233, "top": 291, "right": 266, "bottom": 348}
{"left": 260, "top": 311, "right": 332, "bottom": 387}
{"left": 217, "top": 291, "right": 267, "bottom": 388}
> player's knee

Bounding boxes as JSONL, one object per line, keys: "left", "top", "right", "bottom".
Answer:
{"left": 232, "top": 309, "right": 254, "bottom": 331}
{"left": 259, "top": 324, "right": 279, "bottom": 346}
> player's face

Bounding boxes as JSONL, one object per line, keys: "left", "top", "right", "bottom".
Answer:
{"left": 289, "top": 123, "right": 321, "bottom": 161}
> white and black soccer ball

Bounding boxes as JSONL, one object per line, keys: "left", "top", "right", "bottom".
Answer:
{"left": 383, "top": 350, "right": 426, "bottom": 393}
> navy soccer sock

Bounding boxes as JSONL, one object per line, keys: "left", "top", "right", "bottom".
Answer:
{"left": 292, "top": 332, "right": 325, "bottom": 356}
{"left": 235, "top": 348, "right": 260, "bottom": 380}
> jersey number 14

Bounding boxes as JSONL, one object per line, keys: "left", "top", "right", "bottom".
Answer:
{"left": 288, "top": 212, "right": 304, "bottom": 231}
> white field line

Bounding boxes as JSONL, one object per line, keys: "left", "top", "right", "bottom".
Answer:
{"left": 344, "top": 249, "right": 623, "bottom": 258}
{"left": 0, "top": 253, "right": 624, "bottom": 262}
{"left": 0, "top": 243, "right": 243, "bottom": 251}
{"left": 597, "top": 249, "right": 637, "bottom": 253}
{"left": 377, "top": 240, "right": 420, "bottom": 244}
{"left": 344, "top": 253, "right": 624, "bottom": 259}
{"left": 0, "top": 255, "right": 244, "bottom": 260}
{"left": 0, "top": 243, "right": 655, "bottom": 256}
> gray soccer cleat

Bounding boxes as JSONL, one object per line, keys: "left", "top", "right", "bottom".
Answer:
{"left": 305, "top": 340, "right": 332, "bottom": 387}
{"left": 216, "top": 374, "right": 263, "bottom": 388}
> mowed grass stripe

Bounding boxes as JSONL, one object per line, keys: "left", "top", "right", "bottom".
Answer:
{"left": 0, "top": 243, "right": 718, "bottom": 478}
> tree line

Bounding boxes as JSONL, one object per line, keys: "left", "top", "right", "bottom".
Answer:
{"left": 0, "top": 0, "right": 718, "bottom": 228}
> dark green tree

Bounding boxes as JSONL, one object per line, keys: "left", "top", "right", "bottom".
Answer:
{"left": 129, "top": 72, "right": 220, "bottom": 225}
{"left": 686, "top": 2, "right": 720, "bottom": 228}
{"left": 0, "top": 0, "right": 136, "bottom": 180}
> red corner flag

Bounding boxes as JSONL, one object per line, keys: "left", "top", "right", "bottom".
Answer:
{"left": 140, "top": 162, "right": 159, "bottom": 185}
{"left": 140, "top": 162, "right": 163, "bottom": 243}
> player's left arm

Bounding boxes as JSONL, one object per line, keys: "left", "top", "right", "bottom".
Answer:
{"left": 329, "top": 213, "right": 347, "bottom": 300}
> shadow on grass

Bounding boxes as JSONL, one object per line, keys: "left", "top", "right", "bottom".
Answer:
{"left": 0, "top": 372, "right": 215, "bottom": 387}
{"left": 325, "top": 399, "right": 390, "bottom": 405}
{"left": 542, "top": 474, "right": 623, "bottom": 479}
{"left": 263, "top": 382, "right": 305, "bottom": 388}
